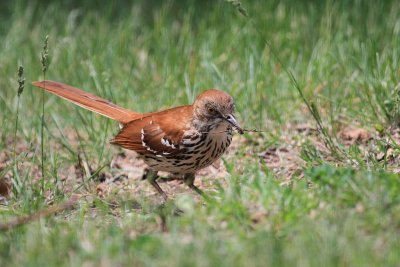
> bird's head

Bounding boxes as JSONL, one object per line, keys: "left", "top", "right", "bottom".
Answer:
{"left": 192, "top": 89, "right": 243, "bottom": 134}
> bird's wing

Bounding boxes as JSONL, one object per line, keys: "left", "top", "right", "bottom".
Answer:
{"left": 110, "top": 105, "right": 194, "bottom": 155}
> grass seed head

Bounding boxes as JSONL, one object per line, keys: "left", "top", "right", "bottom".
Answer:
{"left": 41, "top": 35, "right": 49, "bottom": 73}
{"left": 17, "top": 65, "right": 24, "bottom": 96}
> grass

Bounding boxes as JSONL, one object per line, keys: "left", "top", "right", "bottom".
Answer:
{"left": 1, "top": 0, "right": 400, "bottom": 266}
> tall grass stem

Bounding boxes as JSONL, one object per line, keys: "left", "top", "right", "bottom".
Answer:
{"left": 40, "top": 35, "right": 49, "bottom": 194}
{"left": 13, "top": 66, "right": 25, "bottom": 165}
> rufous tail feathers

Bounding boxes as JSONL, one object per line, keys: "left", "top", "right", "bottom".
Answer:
{"left": 32, "top": 80, "right": 141, "bottom": 124}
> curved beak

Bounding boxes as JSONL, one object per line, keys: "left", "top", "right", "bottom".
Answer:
{"left": 225, "top": 114, "right": 244, "bottom": 134}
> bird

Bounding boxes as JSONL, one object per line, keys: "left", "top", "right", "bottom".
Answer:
{"left": 32, "top": 80, "right": 243, "bottom": 200}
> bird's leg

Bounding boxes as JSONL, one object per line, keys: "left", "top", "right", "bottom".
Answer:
{"left": 183, "top": 173, "right": 205, "bottom": 197}
{"left": 143, "top": 169, "right": 168, "bottom": 201}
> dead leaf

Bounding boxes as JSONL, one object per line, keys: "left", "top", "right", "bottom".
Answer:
{"left": 294, "top": 123, "right": 317, "bottom": 135}
{"left": 376, "top": 152, "right": 385, "bottom": 161}
{"left": 0, "top": 178, "right": 11, "bottom": 197}
{"left": 96, "top": 183, "right": 109, "bottom": 198}
{"left": 339, "top": 126, "right": 371, "bottom": 145}
{"left": 211, "top": 159, "right": 221, "bottom": 169}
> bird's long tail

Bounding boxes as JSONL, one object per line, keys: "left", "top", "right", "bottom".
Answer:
{"left": 32, "top": 80, "right": 140, "bottom": 124}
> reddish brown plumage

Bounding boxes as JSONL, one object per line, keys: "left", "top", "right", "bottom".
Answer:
{"left": 32, "top": 80, "right": 242, "bottom": 199}
{"left": 110, "top": 105, "right": 193, "bottom": 155}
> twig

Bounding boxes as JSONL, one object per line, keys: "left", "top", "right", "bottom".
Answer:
{"left": 0, "top": 194, "right": 80, "bottom": 231}
{"left": 242, "top": 128, "right": 267, "bottom": 133}
{"left": 201, "top": 128, "right": 267, "bottom": 134}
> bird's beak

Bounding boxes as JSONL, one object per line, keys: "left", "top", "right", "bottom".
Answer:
{"left": 225, "top": 114, "right": 244, "bottom": 134}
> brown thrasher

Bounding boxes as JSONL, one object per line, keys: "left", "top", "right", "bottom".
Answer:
{"left": 32, "top": 81, "right": 243, "bottom": 200}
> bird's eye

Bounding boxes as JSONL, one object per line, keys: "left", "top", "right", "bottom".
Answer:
{"left": 208, "top": 108, "right": 215, "bottom": 113}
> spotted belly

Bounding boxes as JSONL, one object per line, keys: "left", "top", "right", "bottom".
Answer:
{"left": 141, "top": 126, "right": 233, "bottom": 174}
